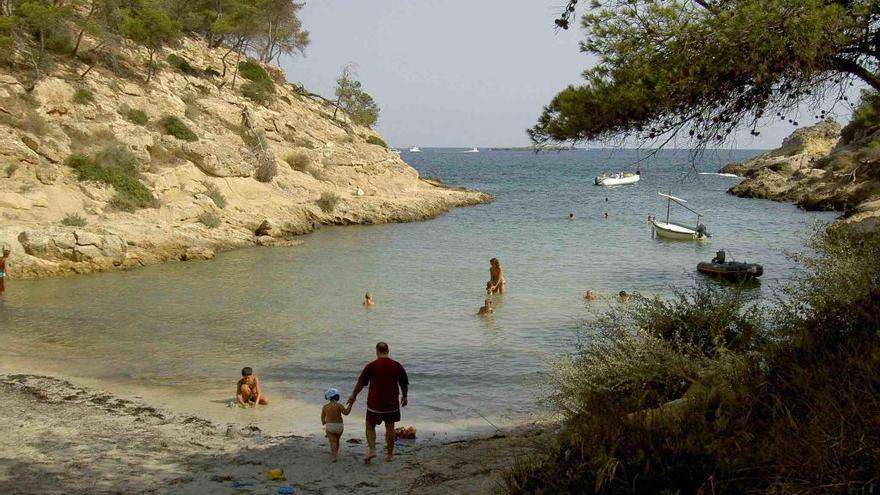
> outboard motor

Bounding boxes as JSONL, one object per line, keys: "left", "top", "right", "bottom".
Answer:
{"left": 712, "top": 250, "right": 726, "bottom": 264}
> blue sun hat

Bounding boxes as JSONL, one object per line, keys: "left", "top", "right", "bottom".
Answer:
{"left": 324, "top": 388, "right": 340, "bottom": 401}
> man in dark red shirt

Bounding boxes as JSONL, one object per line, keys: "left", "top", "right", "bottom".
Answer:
{"left": 347, "top": 341, "right": 409, "bottom": 463}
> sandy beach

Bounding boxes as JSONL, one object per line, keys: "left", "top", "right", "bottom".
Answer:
{"left": 0, "top": 373, "right": 550, "bottom": 494}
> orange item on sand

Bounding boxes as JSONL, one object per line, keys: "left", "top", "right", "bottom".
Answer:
{"left": 395, "top": 426, "right": 416, "bottom": 439}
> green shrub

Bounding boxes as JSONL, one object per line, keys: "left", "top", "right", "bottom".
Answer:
{"left": 238, "top": 60, "right": 275, "bottom": 104}
{"left": 60, "top": 212, "right": 87, "bottom": 227}
{"left": 197, "top": 211, "right": 221, "bottom": 228}
{"left": 158, "top": 115, "right": 197, "bottom": 141}
{"left": 167, "top": 53, "right": 200, "bottom": 76}
{"left": 124, "top": 108, "right": 148, "bottom": 125}
{"left": 365, "top": 135, "right": 387, "bottom": 148}
{"left": 285, "top": 151, "right": 311, "bottom": 172}
{"left": 4, "top": 163, "right": 17, "bottom": 177}
{"left": 316, "top": 191, "right": 340, "bottom": 212}
{"left": 203, "top": 183, "right": 226, "bottom": 209}
{"left": 73, "top": 87, "right": 95, "bottom": 105}
{"left": 66, "top": 147, "right": 155, "bottom": 211}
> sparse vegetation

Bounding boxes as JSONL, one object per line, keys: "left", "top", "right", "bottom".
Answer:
{"left": 365, "top": 135, "right": 387, "bottom": 148}
{"left": 123, "top": 107, "right": 148, "bottom": 126}
{"left": 507, "top": 226, "right": 880, "bottom": 494}
{"left": 73, "top": 87, "right": 95, "bottom": 105}
{"left": 203, "top": 183, "right": 226, "bottom": 209}
{"left": 238, "top": 60, "right": 275, "bottom": 105}
{"left": 60, "top": 212, "right": 87, "bottom": 227}
{"left": 166, "top": 53, "right": 200, "bottom": 77}
{"left": 4, "top": 164, "right": 17, "bottom": 178}
{"left": 285, "top": 151, "right": 311, "bottom": 172}
{"left": 316, "top": 191, "right": 340, "bottom": 213}
{"left": 197, "top": 211, "right": 221, "bottom": 228}
{"left": 158, "top": 115, "right": 198, "bottom": 142}
{"left": 66, "top": 145, "right": 155, "bottom": 211}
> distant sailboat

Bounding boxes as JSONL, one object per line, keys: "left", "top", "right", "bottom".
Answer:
{"left": 409, "top": 146, "right": 422, "bottom": 152}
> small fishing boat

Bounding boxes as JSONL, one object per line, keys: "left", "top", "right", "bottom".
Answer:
{"left": 651, "top": 192, "right": 709, "bottom": 241}
{"left": 409, "top": 146, "right": 422, "bottom": 152}
{"left": 594, "top": 171, "right": 640, "bottom": 186}
{"left": 697, "top": 250, "right": 763, "bottom": 282}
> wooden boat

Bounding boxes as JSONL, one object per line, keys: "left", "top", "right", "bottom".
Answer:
{"left": 697, "top": 250, "right": 763, "bottom": 281}
{"left": 651, "top": 193, "right": 709, "bottom": 241}
{"left": 595, "top": 171, "right": 640, "bottom": 186}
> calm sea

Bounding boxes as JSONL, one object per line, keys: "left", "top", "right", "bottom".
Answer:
{"left": 0, "top": 148, "right": 836, "bottom": 437}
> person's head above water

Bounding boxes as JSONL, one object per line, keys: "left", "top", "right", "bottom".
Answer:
{"left": 241, "top": 367, "right": 253, "bottom": 377}
{"left": 376, "top": 341, "right": 389, "bottom": 357}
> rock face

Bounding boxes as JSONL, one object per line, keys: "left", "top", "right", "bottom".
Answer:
{"left": 0, "top": 37, "right": 492, "bottom": 279}
{"left": 721, "top": 119, "right": 880, "bottom": 224}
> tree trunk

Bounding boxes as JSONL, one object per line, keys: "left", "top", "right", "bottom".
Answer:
{"left": 146, "top": 50, "right": 154, "bottom": 83}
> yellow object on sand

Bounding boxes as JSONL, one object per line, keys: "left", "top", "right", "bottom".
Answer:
{"left": 268, "top": 468, "right": 285, "bottom": 481}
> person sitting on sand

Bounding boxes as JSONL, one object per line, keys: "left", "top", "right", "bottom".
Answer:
{"left": 363, "top": 292, "right": 375, "bottom": 307}
{"left": 488, "top": 258, "right": 506, "bottom": 294}
{"left": 236, "top": 367, "right": 268, "bottom": 407}
{"left": 584, "top": 290, "right": 596, "bottom": 301}
{"left": 0, "top": 247, "right": 9, "bottom": 296}
{"left": 618, "top": 290, "right": 630, "bottom": 303}
{"left": 347, "top": 342, "right": 409, "bottom": 463}
{"left": 478, "top": 298, "right": 494, "bottom": 315}
{"left": 321, "top": 387, "right": 353, "bottom": 463}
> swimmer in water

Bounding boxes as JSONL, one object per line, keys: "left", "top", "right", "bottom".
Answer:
{"left": 478, "top": 298, "right": 493, "bottom": 315}
{"left": 363, "top": 292, "right": 375, "bottom": 306}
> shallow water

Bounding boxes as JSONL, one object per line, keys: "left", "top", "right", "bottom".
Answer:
{"left": 0, "top": 149, "right": 836, "bottom": 436}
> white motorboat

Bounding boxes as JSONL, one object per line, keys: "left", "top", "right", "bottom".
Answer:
{"left": 651, "top": 193, "right": 709, "bottom": 241}
{"left": 595, "top": 171, "right": 640, "bottom": 186}
{"left": 409, "top": 146, "right": 422, "bottom": 152}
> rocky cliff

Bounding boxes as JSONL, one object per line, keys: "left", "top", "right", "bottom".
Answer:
{"left": 0, "top": 38, "right": 490, "bottom": 279}
{"left": 721, "top": 119, "right": 880, "bottom": 224}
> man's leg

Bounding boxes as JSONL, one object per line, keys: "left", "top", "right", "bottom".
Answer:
{"left": 384, "top": 421, "right": 396, "bottom": 461}
{"left": 365, "top": 420, "right": 377, "bottom": 462}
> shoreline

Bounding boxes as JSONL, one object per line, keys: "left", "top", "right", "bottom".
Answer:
{"left": 0, "top": 372, "right": 549, "bottom": 494}
{"left": 2, "top": 180, "right": 492, "bottom": 281}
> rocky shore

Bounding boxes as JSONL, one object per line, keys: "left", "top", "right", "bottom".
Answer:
{"left": 0, "top": 38, "right": 491, "bottom": 280}
{"left": 0, "top": 373, "right": 546, "bottom": 494}
{"left": 721, "top": 119, "right": 880, "bottom": 226}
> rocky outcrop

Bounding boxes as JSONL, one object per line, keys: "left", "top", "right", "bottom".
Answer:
{"left": 0, "top": 37, "right": 492, "bottom": 279}
{"left": 721, "top": 119, "right": 880, "bottom": 224}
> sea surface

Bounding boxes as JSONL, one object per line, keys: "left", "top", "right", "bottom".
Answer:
{"left": 0, "top": 148, "right": 836, "bottom": 437}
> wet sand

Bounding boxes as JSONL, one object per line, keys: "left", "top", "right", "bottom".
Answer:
{"left": 0, "top": 374, "right": 550, "bottom": 494}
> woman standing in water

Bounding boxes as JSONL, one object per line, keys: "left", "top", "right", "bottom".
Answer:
{"left": 488, "top": 258, "right": 506, "bottom": 294}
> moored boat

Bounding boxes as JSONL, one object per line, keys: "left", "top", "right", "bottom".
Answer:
{"left": 697, "top": 250, "right": 763, "bottom": 281}
{"left": 651, "top": 193, "right": 709, "bottom": 241}
{"left": 595, "top": 171, "right": 640, "bottom": 186}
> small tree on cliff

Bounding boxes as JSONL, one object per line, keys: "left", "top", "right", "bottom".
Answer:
{"left": 531, "top": 0, "right": 880, "bottom": 148}
{"left": 333, "top": 63, "right": 380, "bottom": 127}
{"left": 122, "top": 6, "right": 181, "bottom": 83}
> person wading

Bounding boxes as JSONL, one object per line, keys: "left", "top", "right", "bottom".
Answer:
{"left": 347, "top": 342, "right": 409, "bottom": 463}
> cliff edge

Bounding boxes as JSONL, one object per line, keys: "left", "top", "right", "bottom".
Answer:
{"left": 721, "top": 118, "right": 880, "bottom": 225}
{"left": 0, "top": 38, "right": 491, "bottom": 279}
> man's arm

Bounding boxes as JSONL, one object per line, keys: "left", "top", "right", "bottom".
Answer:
{"left": 348, "top": 362, "right": 372, "bottom": 406}
{"left": 398, "top": 363, "right": 409, "bottom": 407}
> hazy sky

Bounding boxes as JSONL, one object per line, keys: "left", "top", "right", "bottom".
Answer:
{"left": 280, "top": 1, "right": 858, "bottom": 149}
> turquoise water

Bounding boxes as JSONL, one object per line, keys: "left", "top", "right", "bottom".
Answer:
{"left": 0, "top": 149, "right": 836, "bottom": 435}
